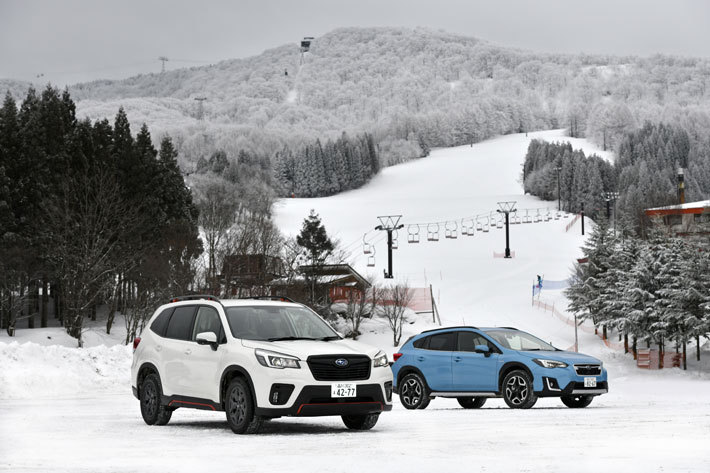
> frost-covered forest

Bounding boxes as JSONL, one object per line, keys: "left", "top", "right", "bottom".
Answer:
{"left": 566, "top": 220, "right": 710, "bottom": 368}
{"left": 4, "top": 27, "right": 710, "bottom": 197}
{"left": 523, "top": 123, "right": 705, "bottom": 232}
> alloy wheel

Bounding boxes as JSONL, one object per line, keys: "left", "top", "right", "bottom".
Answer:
{"left": 505, "top": 375, "right": 528, "bottom": 406}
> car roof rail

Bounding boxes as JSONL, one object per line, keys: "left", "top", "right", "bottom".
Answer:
{"left": 421, "top": 325, "right": 478, "bottom": 334}
{"left": 170, "top": 294, "right": 221, "bottom": 303}
{"left": 497, "top": 326, "right": 518, "bottom": 330}
{"left": 243, "top": 295, "right": 296, "bottom": 303}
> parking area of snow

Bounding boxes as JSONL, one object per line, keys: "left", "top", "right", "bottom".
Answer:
{"left": 1, "top": 367, "right": 709, "bottom": 473}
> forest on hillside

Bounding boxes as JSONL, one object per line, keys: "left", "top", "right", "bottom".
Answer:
{"left": 3, "top": 27, "right": 708, "bottom": 200}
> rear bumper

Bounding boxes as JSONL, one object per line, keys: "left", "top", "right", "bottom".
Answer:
{"left": 255, "top": 383, "right": 392, "bottom": 417}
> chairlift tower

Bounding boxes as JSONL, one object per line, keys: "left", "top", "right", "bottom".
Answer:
{"left": 496, "top": 202, "right": 517, "bottom": 259}
{"left": 194, "top": 97, "right": 207, "bottom": 121}
{"left": 375, "top": 215, "right": 404, "bottom": 279}
{"left": 158, "top": 56, "right": 169, "bottom": 73}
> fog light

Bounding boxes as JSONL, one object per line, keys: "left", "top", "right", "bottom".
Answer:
{"left": 384, "top": 381, "right": 393, "bottom": 402}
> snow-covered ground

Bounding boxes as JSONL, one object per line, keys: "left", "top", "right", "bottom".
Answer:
{"left": 1, "top": 129, "right": 708, "bottom": 472}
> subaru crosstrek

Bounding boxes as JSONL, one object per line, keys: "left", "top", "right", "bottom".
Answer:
{"left": 131, "top": 295, "right": 393, "bottom": 434}
{"left": 391, "top": 326, "right": 607, "bottom": 409}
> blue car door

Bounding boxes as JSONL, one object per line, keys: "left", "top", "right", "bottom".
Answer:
{"left": 451, "top": 331, "right": 498, "bottom": 391}
{"left": 414, "top": 332, "right": 455, "bottom": 391}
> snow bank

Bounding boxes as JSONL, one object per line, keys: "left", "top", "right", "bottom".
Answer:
{"left": 0, "top": 342, "right": 132, "bottom": 400}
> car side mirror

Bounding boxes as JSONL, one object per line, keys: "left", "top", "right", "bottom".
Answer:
{"left": 196, "top": 332, "right": 219, "bottom": 351}
{"left": 474, "top": 345, "right": 491, "bottom": 357}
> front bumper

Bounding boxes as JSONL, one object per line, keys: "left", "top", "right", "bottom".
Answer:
{"left": 536, "top": 377, "right": 609, "bottom": 397}
{"left": 255, "top": 383, "right": 393, "bottom": 417}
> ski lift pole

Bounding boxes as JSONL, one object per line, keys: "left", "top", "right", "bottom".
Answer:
{"left": 496, "top": 201, "right": 517, "bottom": 259}
{"left": 375, "top": 215, "right": 404, "bottom": 279}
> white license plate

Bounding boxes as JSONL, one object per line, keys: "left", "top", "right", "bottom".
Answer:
{"left": 584, "top": 377, "right": 597, "bottom": 388}
{"left": 331, "top": 383, "right": 357, "bottom": 398}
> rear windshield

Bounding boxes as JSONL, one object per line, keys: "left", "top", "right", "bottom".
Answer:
{"left": 225, "top": 305, "right": 338, "bottom": 341}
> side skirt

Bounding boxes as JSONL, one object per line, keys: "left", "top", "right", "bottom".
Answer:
{"left": 429, "top": 391, "right": 501, "bottom": 398}
{"left": 161, "top": 394, "right": 222, "bottom": 412}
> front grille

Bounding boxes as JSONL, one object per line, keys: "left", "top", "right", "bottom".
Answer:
{"left": 307, "top": 355, "right": 371, "bottom": 381}
{"left": 574, "top": 364, "right": 602, "bottom": 376}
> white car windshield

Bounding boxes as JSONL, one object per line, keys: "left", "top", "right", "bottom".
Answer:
{"left": 225, "top": 305, "right": 339, "bottom": 341}
{"left": 485, "top": 330, "right": 557, "bottom": 351}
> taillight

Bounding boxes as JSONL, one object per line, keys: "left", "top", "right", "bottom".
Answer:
{"left": 393, "top": 353, "right": 403, "bottom": 362}
{"left": 133, "top": 337, "right": 141, "bottom": 352}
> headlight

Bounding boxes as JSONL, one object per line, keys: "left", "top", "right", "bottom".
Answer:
{"left": 255, "top": 349, "right": 301, "bottom": 369}
{"left": 533, "top": 359, "right": 568, "bottom": 368}
{"left": 373, "top": 351, "right": 388, "bottom": 368}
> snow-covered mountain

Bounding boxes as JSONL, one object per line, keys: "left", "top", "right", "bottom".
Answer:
{"left": 5, "top": 27, "right": 709, "bottom": 168}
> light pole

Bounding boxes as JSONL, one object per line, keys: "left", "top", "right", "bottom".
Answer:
{"left": 496, "top": 201, "right": 517, "bottom": 258}
{"left": 555, "top": 166, "right": 562, "bottom": 211}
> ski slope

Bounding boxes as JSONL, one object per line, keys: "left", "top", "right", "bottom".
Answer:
{"left": 274, "top": 129, "right": 599, "bottom": 348}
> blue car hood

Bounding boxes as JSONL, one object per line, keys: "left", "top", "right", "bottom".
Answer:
{"left": 516, "top": 350, "right": 601, "bottom": 364}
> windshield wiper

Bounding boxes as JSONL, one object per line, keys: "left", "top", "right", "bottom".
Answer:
{"left": 317, "top": 336, "right": 341, "bottom": 341}
{"left": 266, "top": 336, "right": 317, "bottom": 342}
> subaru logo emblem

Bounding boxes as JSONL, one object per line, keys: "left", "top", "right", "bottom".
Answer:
{"left": 334, "top": 358, "right": 349, "bottom": 367}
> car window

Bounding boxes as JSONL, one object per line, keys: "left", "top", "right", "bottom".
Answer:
{"left": 150, "top": 308, "right": 173, "bottom": 337}
{"left": 225, "top": 305, "right": 338, "bottom": 341}
{"left": 413, "top": 337, "right": 429, "bottom": 349}
{"left": 457, "top": 331, "right": 492, "bottom": 352}
{"left": 165, "top": 306, "right": 196, "bottom": 341}
{"left": 191, "top": 306, "right": 223, "bottom": 342}
{"left": 427, "top": 332, "right": 455, "bottom": 351}
{"left": 485, "top": 330, "right": 557, "bottom": 351}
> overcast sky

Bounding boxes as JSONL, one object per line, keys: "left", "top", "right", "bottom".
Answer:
{"left": 1, "top": 0, "right": 709, "bottom": 87}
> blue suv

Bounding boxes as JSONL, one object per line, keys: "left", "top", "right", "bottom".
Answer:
{"left": 391, "top": 326, "right": 608, "bottom": 409}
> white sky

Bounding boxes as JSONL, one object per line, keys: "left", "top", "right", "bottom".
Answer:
{"left": 1, "top": 0, "right": 709, "bottom": 87}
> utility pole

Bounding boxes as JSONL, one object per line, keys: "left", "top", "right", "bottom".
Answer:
{"left": 602, "top": 191, "right": 619, "bottom": 235}
{"left": 194, "top": 97, "right": 207, "bottom": 120}
{"left": 555, "top": 166, "right": 562, "bottom": 211}
{"left": 158, "top": 56, "right": 169, "bottom": 73}
{"left": 496, "top": 201, "right": 517, "bottom": 258}
{"left": 581, "top": 203, "right": 585, "bottom": 236}
{"left": 375, "top": 216, "right": 404, "bottom": 279}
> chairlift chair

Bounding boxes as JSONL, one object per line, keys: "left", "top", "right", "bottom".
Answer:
{"left": 445, "top": 221, "right": 458, "bottom": 239}
{"left": 427, "top": 223, "right": 440, "bottom": 242}
{"left": 476, "top": 217, "right": 483, "bottom": 232}
{"left": 483, "top": 216, "right": 490, "bottom": 233}
{"left": 555, "top": 211, "right": 561, "bottom": 220}
{"left": 362, "top": 234, "right": 372, "bottom": 254}
{"left": 392, "top": 231, "right": 399, "bottom": 250}
{"left": 407, "top": 225, "right": 420, "bottom": 244}
{"left": 367, "top": 246, "right": 376, "bottom": 267}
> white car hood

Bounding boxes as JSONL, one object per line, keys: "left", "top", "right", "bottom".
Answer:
{"left": 240, "top": 338, "right": 381, "bottom": 360}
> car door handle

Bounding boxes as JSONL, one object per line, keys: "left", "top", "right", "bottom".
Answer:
{"left": 184, "top": 348, "right": 192, "bottom": 355}
{"left": 155, "top": 345, "right": 162, "bottom": 352}
{"left": 453, "top": 356, "right": 462, "bottom": 362}
{"left": 416, "top": 356, "right": 425, "bottom": 362}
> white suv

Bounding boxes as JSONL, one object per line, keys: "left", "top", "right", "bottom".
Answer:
{"left": 131, "top": 295, "right": 393, "bottom": 434}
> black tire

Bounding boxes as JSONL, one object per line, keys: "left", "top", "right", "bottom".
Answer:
{"left": 225, "top": 378, "right": 263, "bottom": 434}
{"left": 457, "top": 397, "right": 487, "bottom": 409}
{"left": 140, "top": 373, "right": 173, "bottom": 426}
{"left": 502, "top": 370, "right": 538, "bottom": 409}
{"left": 342, "top": 413, "right": 380, "bottom": 430}
{"left": 398, "top": 373, "right": 431, "bottom": 410}
{"left": 561, "top": 395, "right": 594, "bottom": 408}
